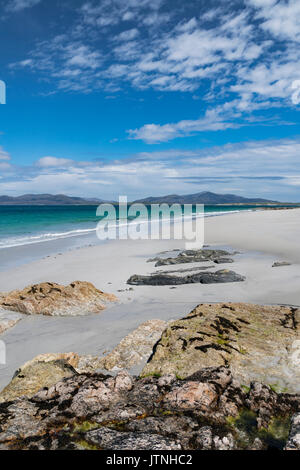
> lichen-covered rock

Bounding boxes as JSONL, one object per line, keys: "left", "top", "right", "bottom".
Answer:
{"left": 0, "top": 351, "right": 121, "bottom": 403}
{"left": 75, "top": 354, "right": 104, "bottom": 373}
{"left": 285, "top": 413, "right": 300, "bottom": 450}
{"left": 0, "top": 357, "right": 77, "bottom": 403}
{"left": 142, "top": 303, "right": 300, "bottom": 393}
{"left": 0, "top": 281, "right": 117, "bottom": 316}
{"left": 0, "top": 366, "right": 299, "bottom": 450}
{"left": 83, "top": 427, "right": 182, "bottom": 450}
{"left": 163, "top": 381, "right": 218, "bottom": 411}
{"left": 97, "top": 319, "right": 168, "bottom": 371}
{"left": 16, "top": 352, "right": 80, "bottom": 371}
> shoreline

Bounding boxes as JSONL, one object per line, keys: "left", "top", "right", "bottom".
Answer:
{"left": 0, "top": 205, "right": 299, "bottom": 272}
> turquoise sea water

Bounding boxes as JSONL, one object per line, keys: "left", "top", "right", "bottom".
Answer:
{"left": 0, "top": 204, "right": 297, "bottom": 250}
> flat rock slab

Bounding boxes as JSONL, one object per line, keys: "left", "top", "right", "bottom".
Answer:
{"left": 272, "top": 262, "right": 292, "bottom": 267}
{"left": 0, "top": 281, "right": 118, "bottom": 316}
{"left": 97, "top": 319, "right": 168, "bottom": 371}
{"left": 142, "top": 303, "right": 300, "bottom": 393}
{"left": 128, "top": 270, "right": 245, "bottom": 286}
{"left": 154, "top": 266, "right": 214, "bottom": 274}
{"left": 149, "top": 249, "right": 235, "bottom": 267}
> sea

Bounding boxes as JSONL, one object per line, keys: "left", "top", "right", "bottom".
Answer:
{"left": 0, "top": 204, "right": 296, "bottom": 251}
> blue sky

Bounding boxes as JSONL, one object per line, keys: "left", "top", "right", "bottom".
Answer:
{"left": 0, "top": 0, "right": 299, "bottom": 201}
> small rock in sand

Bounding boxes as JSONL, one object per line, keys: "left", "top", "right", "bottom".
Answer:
{"left": 272, "top": 261, "right": 291, "bottom": 267}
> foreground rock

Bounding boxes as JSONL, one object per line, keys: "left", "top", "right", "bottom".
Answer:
{"left": 0, "top": 367, "right": 299, "bottom": 450}
{"left": 0, "top": 281, "right": 117, "bottom": 316}
{"left": 0, "top": 317, "right": 168, "bottom": 402}
{"left": 128, "top": 270, "right": 245, "bottom": 286}
{"left": 149, "top": 249, "right": 236, "bottom": 267}
{"left": 0, "top": 354, "right": 78, "bottom": 403}
{"left": 97, "top": 319, "right": 168, "bottom": 371}
{"left": 285, "top": 413, "right": 300, "bottom": 450}
{"left": 142, "top": 303, "right": 300, "bottom": 393}
{"left": 0, "top": 352, "right": 112, "bottom": 403}
{"left": 0, "top": 312, "right": 22, "bottom": 335}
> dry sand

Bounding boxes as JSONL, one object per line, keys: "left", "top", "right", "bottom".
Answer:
{"left": 0, "top": 208, "right": 299, "bottom": 390}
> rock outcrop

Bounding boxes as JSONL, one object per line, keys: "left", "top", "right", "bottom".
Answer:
{"left": 0, "top": 352, "right": 110, "bottom": 403}
{"left": 128, "top": 270, "right": 245, "bottom": 286}
{"left": 285, "top": 413, "right": 300, "bottom": 450}
{"left": 142, "top": 303, "right": 300, "bottom": 393}
{"left": 0, "top": 281, "right": 117, "bottom": 316}
{"left": 97, "top": 319, "right": 168, "bottom": 371}
{"left": 0, "top": 357, "right": 77, "bottom": 403}
{"left": 0, "top": 367, "right": 299, "bottom": 450}
{"left": 0, "top": 317, "right": 168, "bottom": 402}
{"left": 148, "top": 249, "right": 236, "bottom": 267}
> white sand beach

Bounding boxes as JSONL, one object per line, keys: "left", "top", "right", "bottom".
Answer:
{"left": 0, "top": 208, "right": 300, "bottom": 391}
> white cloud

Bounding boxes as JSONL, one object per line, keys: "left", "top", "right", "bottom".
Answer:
{"left": 5, "top": 0, "right": 41, "bottom": 12}
{"left": 128, "top": 102, "right": 257, "bottom": 143}
{"left": 1, "top": 138, "right": 300, "bottom": 201}
{"left": 0, "top": 147, "right": 10, "bottom": 161}
{"left": 65, "top": 45, "right": 102, "bottom": 70}
{"left": 114, "top": 28, "right": 140, "bottom": 42}
{"left": 36, "top": 156, "right": 73, "bottom": 168}
{"left": 250, "top": 0, "right": 300, "bottom": 42}
{"left": 81, "top": 0, "right": 165, "bottom": 28}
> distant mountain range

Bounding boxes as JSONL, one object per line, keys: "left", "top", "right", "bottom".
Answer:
{"left": 0, "top": 192, "right": 281, "bottom": 205}
{"left": 134, "top": 191, "right": 278, "bottom": 204}
{"left": 0, "top": 194, "right": 104, "bottom": 205}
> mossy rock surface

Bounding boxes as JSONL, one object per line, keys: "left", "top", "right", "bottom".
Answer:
{"left": 142, "top": 303, "right": 300, "bottom": 393}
